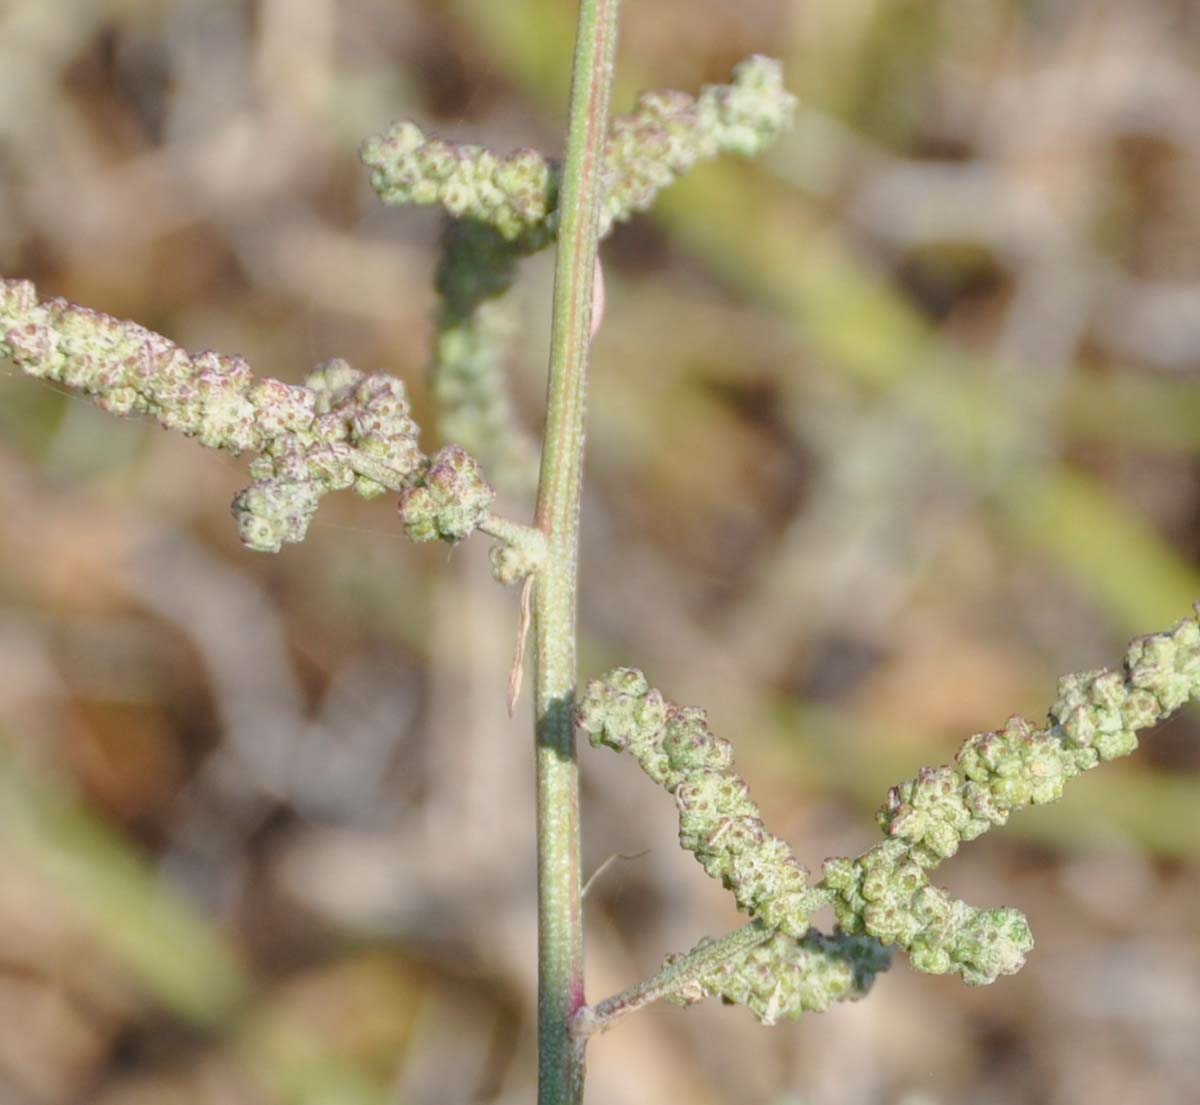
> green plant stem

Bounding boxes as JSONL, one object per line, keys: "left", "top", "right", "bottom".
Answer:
{"left": 531, "top": 1, "right": 620, "bottom": 1103}
{"left": 477, "top": 513, "right": 547, "bottom": 559}
{"left": 575, "top": 885, "right": 831, "bottom": 1036}
{"left": 574, "top": 920, "right": 775, "bottom": 1038}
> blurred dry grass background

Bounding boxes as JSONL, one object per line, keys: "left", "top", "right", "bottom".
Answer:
{"left": 1, "top": 1, "right": 1199, "bottom": 1103}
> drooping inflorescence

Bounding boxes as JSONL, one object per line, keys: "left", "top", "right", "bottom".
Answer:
{"left": 577, "top": 668, "right": 813, "bottom": 938}
{"left": 0, "top": 279, "right": 496, "bottom": 554}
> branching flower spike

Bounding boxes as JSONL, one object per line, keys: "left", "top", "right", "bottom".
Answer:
{"left": 578, "top": 610, "right": 1200, "bottom": 1027}
{"left": 362, "top": 56, "right": 795, "bottom": 242}
{"left": 820, "top": 609, "right": 1200, "bottom": 984}
{"left": 362, "top": 56, "right": 796, "bottom": 490}
{"left": 0, "top": 279, "right": 500, "bottom": 554}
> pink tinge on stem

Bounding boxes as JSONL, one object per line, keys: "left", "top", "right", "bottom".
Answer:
{"left": 590, "top": 257, "right": 606, "bottom": 340}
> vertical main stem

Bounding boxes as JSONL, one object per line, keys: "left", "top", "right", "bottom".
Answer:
{"left": 532, "top": 2, "right": 620, "bottom": 1103}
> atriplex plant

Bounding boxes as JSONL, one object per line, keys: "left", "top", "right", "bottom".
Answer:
{"left": 2, "top": 4, "right": 1199, "bottom": 1104}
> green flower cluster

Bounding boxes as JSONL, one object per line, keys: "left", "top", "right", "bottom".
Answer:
{"left": 2, "top": 279, "right": 301, "bottom": 446}
{"left": 577, "top": 668, "right": 811, "bottom": 937}
{"left": 822, "top": 843, "right": 1032, "bottom": 986}
{"left": 820, "top": 611, "right": 1200, "bottom": 984}
{"left": 600, "top": 55, "right": 795, "bottom": 235}
{"left": 669, "top": 930, "right": 891, "bottom": 1025}
{"left": 361, "top": 122, "right": 557, "bottom": 242}
{"left": 587, "top": 613, "right": 1200, "bottom": 1019}
{"left": 397, "top": 445, "right": 494, "bottom": 543}
{"left": 363, "top": 57, "right": 794, "bottom": 494}
{"left": 1, "top": 279, "right": 499, "bottom": 554}
{"left": 1126, "top": 616, "right": 1200, "bottom": 710}
{"left": 363, "top": 56, "right": 794, "bottom": 244}
{"left": 235, "top": 358, "right": 426, "bottom": 553}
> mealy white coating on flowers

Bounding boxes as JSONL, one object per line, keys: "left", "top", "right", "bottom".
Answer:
{"left": 361, "top": 56, "right": 795, "bottom": 242}
{"left": 230, "top": 358, "right": 429, "bottom": 552}
{"left": 583, "top": 611, "right": 1200, "bottom": 1014}
{"left": 599, "top": 55, "right": 795, "bottom": 234}
{"left": 822, "top": 843, "right": 1034, "bottom": 987}
{"left": 0, "top": 279, "right": 497, "bottom": 554}
{"left": 397, "top": 445, "right": 495, "bottom": 543}
{"left": 361, "top": 122, "right": 556, "bottom": 242}
{"left": 668, "top": 931, "right": 891, "bottom": 1025}
{"left": 820, "top": 609, "right": 1200, "bottom": 986}
{"left": 577, "top": 668, "right": 811, "bottom": 938}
